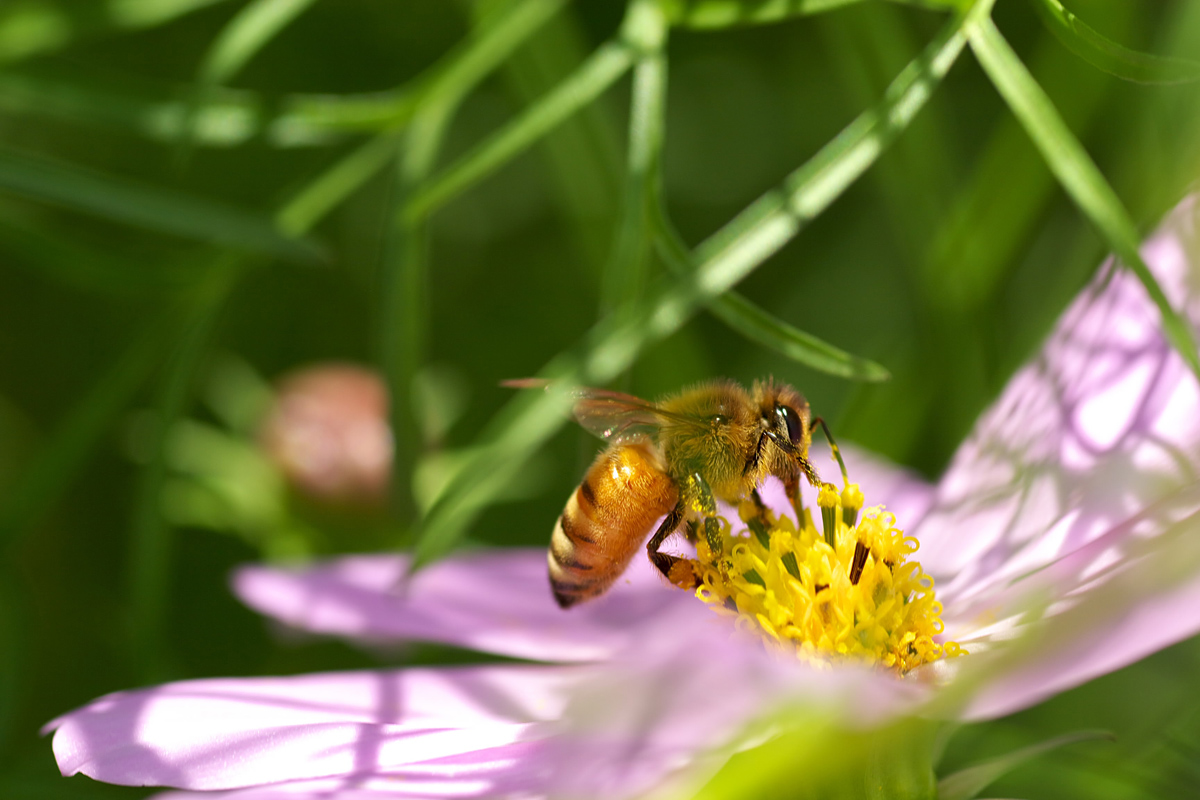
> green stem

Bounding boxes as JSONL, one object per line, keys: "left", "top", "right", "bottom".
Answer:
{"left": 598, "top": 0, "right": 667, "bottom": 318}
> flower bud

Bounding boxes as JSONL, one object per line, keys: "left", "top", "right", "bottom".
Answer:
{"left": 259, "top": 364, "right": 392, "bottom": 504}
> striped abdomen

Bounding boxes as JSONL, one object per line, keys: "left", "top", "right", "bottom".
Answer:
{"left": 548, "top": 441, "right": 679, "bottom": 608}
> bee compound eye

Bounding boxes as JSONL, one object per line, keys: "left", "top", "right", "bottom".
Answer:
{"left": 778, "top": 405, "right": 804, "bottom": 445}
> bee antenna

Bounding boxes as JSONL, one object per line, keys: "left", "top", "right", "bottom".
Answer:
{"left": 812, "top": 416, "right": 850, "bottom": 487}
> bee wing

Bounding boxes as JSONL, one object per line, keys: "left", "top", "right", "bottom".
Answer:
{"left": 502, "top": 379, "right": 707, "bottom": 443}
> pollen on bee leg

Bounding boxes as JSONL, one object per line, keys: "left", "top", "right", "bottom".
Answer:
{"left": 685, "top": 478, "right": 964, "bottom": 675}
{"left": 668, "top": 559, "right": 700, "bottom": 590}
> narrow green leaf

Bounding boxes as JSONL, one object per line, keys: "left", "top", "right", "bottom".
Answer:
{"left": 968, "top": 15, "right": 1200, "bottom": 382}
{"left": 0, "top": 147, "right": 322, "bottom": 262}
{"left": 198, "top": 0, "right": 319, "bottom": 86}
{"left": 937, "top": 730, "right": 1113, "bottom": 800}
{"left": 407, "top": 38, "right": 635, "bottom": 219}
{"left": 276, "top": 133, "right": 401, "bottom": 236}
{"left": 1030, "top": 0, "right": 1200, "bottom": 84}
{"left": 413, "top": 1, "right": 981, "bottom": 566}
{"left": 0, "top": 206, "right": 198, "bottom": 293}
{"left": 656, "top": 218, "right": 890, "bottom": 380}
{"left": 663, "top": 0, "right": 867, "bottom": 29}
{"left": 425, "top": 0, "right": 570, "bottom": 110}
{"left": 280, "top": 0, "right": 568, "bottom": 136}
{"left": 107, "top": 0, "right": 234, "bottom": 28}
{"left": 683, "top": 0, "right": 989, "bottom": 308}
{"left": 0, "top": 0, "right": 234, "bottom": 63}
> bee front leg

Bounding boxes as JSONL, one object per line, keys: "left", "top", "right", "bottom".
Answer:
{"left": 646, "top": 502, "right": 697, "bottom": 589}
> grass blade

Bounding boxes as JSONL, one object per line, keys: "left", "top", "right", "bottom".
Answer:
{"left": 1029, "top": 0, "right": 1200, "bottom": 85}
{"left": 968, "top": 15, "right": 1200, "bottom": 382}
{"left": 413, "top": 1, "right": 982, "bottom": 566}
{"left": 655, "top": 218, "right": 890, "bottom": 380}
{"left": 0, "top": 147, "right": 322, "bottom": 262}
{"left": 599, "top": 0, "right": 667, "bottom": 317}
{"left": 276, "top": 133, "right": 401, "bottom": 235}
{"left": 0, "top": 0, "right": 234, "bottom": 63}
{"left": 198, "top": 0, "right": 318, "bottom": 86}
{"left": 667, "top": 0, "right": 868, "bottom": 29}
{"left": 406, "top": 38, "right": 635, "bottom": 219}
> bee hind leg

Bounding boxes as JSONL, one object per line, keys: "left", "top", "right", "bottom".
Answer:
{"left": 646, "top": 503, "right": 699, "bottom": 590}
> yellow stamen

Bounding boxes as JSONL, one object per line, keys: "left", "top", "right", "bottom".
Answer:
{"left": 687, "top": 488, "right": 962, "bottom": 675}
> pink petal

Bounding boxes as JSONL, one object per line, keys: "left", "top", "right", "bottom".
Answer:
{"left": 538, "top": 607, "right": 929, "bottom": 799}
{"left": 150, "top": 772, "right": 540, "bottom": 799}
{"left": 233, "top": 549, "right": 703, "bottom": 663}
{"left": 918, "top": 196, "right": 1200, "bottom": 613}
{"left": 955, "top": 504, "right": 1200, "bottom": 719}
{"left": 47, "top": 665, "right": 577, "bottom": 791}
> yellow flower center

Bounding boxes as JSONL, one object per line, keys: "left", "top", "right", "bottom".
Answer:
{"left": 685, "top": 483, "right": 962, "bottom": 675}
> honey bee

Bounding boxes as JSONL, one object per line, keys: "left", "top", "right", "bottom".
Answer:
{"left": 509, "top": 378, "right": 825, "bottom": 608}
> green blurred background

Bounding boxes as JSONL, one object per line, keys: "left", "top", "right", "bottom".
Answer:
{"left": 1, "top": 0, "right": 1199, "bottom": 797}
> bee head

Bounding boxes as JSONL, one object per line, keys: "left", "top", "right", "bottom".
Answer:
{"left": 751, "top": 378, "right": 812, "bottom": 476}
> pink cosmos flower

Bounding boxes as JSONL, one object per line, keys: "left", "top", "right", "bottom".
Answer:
{"left": 47, "top": 196, "right": 1200, "bottom": 798}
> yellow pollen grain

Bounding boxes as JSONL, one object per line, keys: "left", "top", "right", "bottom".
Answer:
{"left": 687, "top": 491, "right": 962, "bottom": 675}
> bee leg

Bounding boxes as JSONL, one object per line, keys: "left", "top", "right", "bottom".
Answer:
{"left": 686, "top": 472, "right": 723, "bottom": 560}
{"left": 646, "top": 503, "right": 697, "bottom": 589}
{"left": 740, "top": 489, "right": 769, "bottom": 547}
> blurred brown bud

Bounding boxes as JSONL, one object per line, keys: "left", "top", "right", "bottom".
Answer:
{"left": 259, "top": 364, "right": 392, "bottom": 505}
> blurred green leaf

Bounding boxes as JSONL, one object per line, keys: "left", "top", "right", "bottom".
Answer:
{"left": 407, "top": 37, "right": 635, "bottom": 219}
{"left": 0, "top": 0, "right": 234, "bottom": 63}
{"left": 278, "top": 0, "right": 569, "bottom": 137}
{"left": 0, "top": 147, "right": 323, "bottom": 262}
{"left": 656, "top": 217, "right": 891, "bottom": 380}
{"left": 197, "top": 0, "right": 318, "bottom": 86}
{"left": 0, "top": 205, "right": 199, "bottom": 293}
{"left": 663, "top": 0, "right": 867, "bottom": 29}
{"left": 276, "top": 133, "right": 401, "bottom": 235}
{"left": 599, "top": 0, "right": 667, "bottom": 317}
{"left": 0, "top": 72, "right": 272, "bottom": 147}
{"left": 938, "top": 730, "right": 1114, "bottom": 800}
{"left": 413, "top": 0, "right": 984, "bottom": 567}
{"left": 107, "top": 0, "right": 233, "bottom": 28}
{"left": 967, "top": 15, "right": 1200, "bottom": 383}
{"left": 1029, "top": 0, "right": 1200, "bottom": 85}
